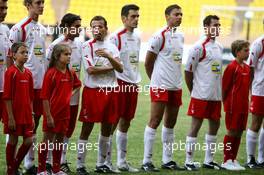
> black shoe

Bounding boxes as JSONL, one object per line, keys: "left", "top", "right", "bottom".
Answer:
{"left": 161, "top": 161, "right": 185, "bottom": 171}
{"left": 61, "top": 162, "right": 71, "bottom": 173}
{"left": 258, "top": 161, "right": 264, "bottom": 168}
{"left": 184, "top": 163, "right": 199, "bottom": 171}
{"left": 76, "top": 167, "right": 89, "bottom": 175}
{"left": 95, "top": 165, "right": 112, "bottom": 173}
{"left": 203, "top": 161, "right": 221, "bottom": 170}
{"left": 15, "top": 170, "right": 22, "bottom": 175}
{"left": 46, "top": 163, "right": 52, "bottom": 175}
{"left": 245, "top": 156, "right": 261, "bottom": 169}
{"left": 141, "top": 162, "right": 159, "bottom": 172}
{"left": 23, "top": 165, "right": 38, "bottom": 175}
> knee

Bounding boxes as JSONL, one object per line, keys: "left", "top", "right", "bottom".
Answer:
{"left": 250, "top": 123, "right": 261, "bottom": 132}
{"left": 24, "top": 137, "right": 33, "bottom": 146}
{"left": 119, "top": 119, "right": 130, "bottom": 132}
{"left": 149, "top": 117, "right": 161, "bottom": 129}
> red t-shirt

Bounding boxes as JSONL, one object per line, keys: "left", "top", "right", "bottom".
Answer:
{"left": 3, "top": 65, "right": 34, "bottom": 124}
{"left": 222, "top": 60, "right": 250, "bottom": 113}
{"left": 40, "top": 67, "right": 81, "bottom": 121}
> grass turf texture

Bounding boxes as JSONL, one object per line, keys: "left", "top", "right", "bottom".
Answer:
{"left": 0, "top": 63, "right": 263, "bottom": 175}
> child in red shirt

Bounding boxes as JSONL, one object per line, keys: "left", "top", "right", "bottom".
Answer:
{"left": 221, "top": 40, "right": 250, "bottom": 170}
{"left": 3, "top": 42, "right": 34, "bottom": 175}
{"left": 38, "top": 44, "right": 81, "bottom": 174}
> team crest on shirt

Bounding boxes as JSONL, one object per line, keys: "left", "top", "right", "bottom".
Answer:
{"left": 95, "top": 58, "right": 104, "bottom": 67}
{"left": 172, "top": 51, "right": 182, "bottom": 64}
{"left": 72, "top": 64, "right": 80, "bottom": 72}
{"left": 211, "top": 61, "right": 221, "bottom": 74}
{"left": 129, "top": 51, "right": 138, "bottom": 65}
{"left": 34, "top": 45, "right": 44, "bottom": 57}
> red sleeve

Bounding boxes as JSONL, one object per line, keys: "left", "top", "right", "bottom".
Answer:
{"left": 3, "top": 69, "right": 13, "bottom": 100}
{"left": 40, "top": 70, "right": 53, "bottom": 100}
{"left": 72, "top": 71, "right": 81, "bottom": 90}
{"left": 222, "top": 63, "right": 234, "bottom": 99}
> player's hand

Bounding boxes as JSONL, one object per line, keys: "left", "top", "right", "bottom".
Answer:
{"left": 95, "top": 49, "right": 112, "bottom": 59}
{"left": 8, "top": 117, "right": 16, "bottom": 130}
{"left": 47, "top": 115, "right": 55, "bottom": 128}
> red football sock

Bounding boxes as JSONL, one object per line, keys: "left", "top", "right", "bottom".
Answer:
{"left": 52, "top": 144, "right": 63, "bottom": 173}
{"left": 13, "top": 143, "right": 31, "bottom": 171}
{"left": 232, "top": 137, "right": 241, "bottom": 161}
{"left": 6, "top": 143, "right": 16, "bottom": 175}
{"left": 223, "top": 135, "right": 235, "bottom": 162}
{"left": 38, "top": 142, "right": 48, "bottom": 173}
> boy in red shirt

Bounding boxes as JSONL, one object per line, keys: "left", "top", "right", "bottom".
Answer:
{"left": 4, "top": 42, "right": 34, "bottom": 175}
{"left": 221, "top": 40, "right": 250, "bottom": 170}
{"left": 37, "top": 44, "right": 81, "bottom": 175}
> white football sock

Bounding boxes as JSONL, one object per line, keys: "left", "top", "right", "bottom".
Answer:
{"left": 204, "top": 134, "right": 217, "bottom": 164}
{"left": 185, "top": 136, "right": 197, "bottom": 164}
{"left": 143, "top": 125, "right": 156, "bottom": 164}
{"left": 162, "top": 126, "right": 174, "bottom": 164}
{"left": 76, "top": 139, "right": 88, "bottom": 169}
{"left": 246, "top": 129, "right": 258, "bottom": 163}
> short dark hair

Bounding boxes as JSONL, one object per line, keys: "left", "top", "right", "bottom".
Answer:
{"left": 23, "top": 0, "right": 32, "bottom": 6}
{"left": 60, "top": 13, "right": 81, "bottom": 28}
{"left": 90, "top": 15, "right": 107, "bottom": 28}
{"left": 165, "top": 4, "right": 181, "bottom": 15}
{"left": 231, "top": 40, "right": 250, "bottom": 57}
{"left": 1, "top": 0, "right": 8, "bottom": 2}
{"left": 203, "top": 15, "right": 220, "bottom": 26}
{"left": 11, "top": 42, "right": 27, "bottom": 54}
{"left": 121, "top": 4, "right": 139, "bottom": 17}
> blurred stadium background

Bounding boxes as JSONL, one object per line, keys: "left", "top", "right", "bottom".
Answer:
{"left": 5, "top": 0, "right": 264, "bottom": 62}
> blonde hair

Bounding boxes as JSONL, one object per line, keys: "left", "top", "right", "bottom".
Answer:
{"left": 231, "top": 40, "right": 250, "bottom": 57}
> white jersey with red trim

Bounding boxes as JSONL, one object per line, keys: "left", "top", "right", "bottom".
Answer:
{"left": 147, "top": 26, "right": 184, "bottom": 90}
{"left": 185, "top": 37, "right": 223, "bottom": 101}
{"left": 109, "top": 28, "right": 141, "bottom": 84}
{"left": 0, "top": 23, "right": 10, "bottom": 92}
{"left": 9, "top": 17, "right": 47, "bottom": 89}
{"left": 82, "top": 39, "right": 120, "bottom": 88}
{"left": 47, "top": 35, "right": 82, "bottom": 105}
{"left": 248, "top": 35, "right": 264, "bottom": 96}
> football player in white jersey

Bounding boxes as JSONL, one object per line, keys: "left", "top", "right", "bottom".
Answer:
{"left": 105, "top": 4, "right": 140, "bottom": 173}
{"left": 0, "top": 0, "right": 10, "bottom": 124}
{"left": 45, "top": 13, "right": 82, "bottom": 174}
{"left": 142, "top": 4, "right": 184, "bottom": 172}
{"left": 9, "top": 0, "right": 46, "bottom": 174}
{"left": 184, "top": 15, "right": 223, "bottom": 171}
{"left": 76, "top": 16, "right": 123, "bottom": 175}
{"left": 246, "top": 25, "right": 264, "bottom": 168}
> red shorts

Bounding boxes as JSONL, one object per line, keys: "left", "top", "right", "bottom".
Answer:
{"left": 66, "top": 105, "right": 79, "bottom": 138}
{"left": 33, "top": 89, "right": 43, "bottom": 116}
{"left": 79, "top": 87, "right": 119, "bottom": 124}
{"left": 0, "top": 92, "right": 4, "bottom": 121}
{"left": 187, "top": 98, "right": 221, "bottom": 120}
{"left": 43, "top": 118, "right": 70, "bottom": 135}
{"left": 117, "top": 79, "right": 138, "bottom": 121}
{"left": 250, "top": 95, "right": 264, "bottom": 116}
{"left": 4, "top": 123, "right": 34, "bottom": 137}
{"left": 225, "top": 112, "right": 248, "bottom": 131}
{"left": 150, "top": 88, "right": 182, "bottom": 107}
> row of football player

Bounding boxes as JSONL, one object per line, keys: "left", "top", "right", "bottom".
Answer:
{"left": 0, "top": 0, "right": 264, "bottom": 175}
